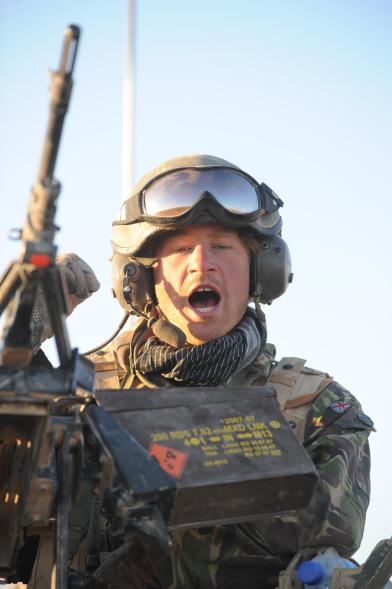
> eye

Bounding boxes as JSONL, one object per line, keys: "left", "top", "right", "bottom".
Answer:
{"left": 172, "top": 245, "right": 192, "bottom": 253}
{"left": 212, "top": 242, "right": 232, "bottom": 250}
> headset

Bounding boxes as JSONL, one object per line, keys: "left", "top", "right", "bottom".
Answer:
{"left": 111, "top": 231, "right": 292, "bottom": 316}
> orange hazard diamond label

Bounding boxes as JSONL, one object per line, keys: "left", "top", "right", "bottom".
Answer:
{"left": 149, "top": 443, "right": 189, "bottom": 479}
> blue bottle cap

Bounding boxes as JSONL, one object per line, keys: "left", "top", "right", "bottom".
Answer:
{"left": 297, "top": 560, "right": 324, "bottom": 584}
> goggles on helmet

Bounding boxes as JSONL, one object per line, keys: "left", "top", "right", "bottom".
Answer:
{"left": 113, "top": 167, "right": 283, "bottom": 228}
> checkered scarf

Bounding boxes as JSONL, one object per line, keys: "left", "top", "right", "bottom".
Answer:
{"left": 134, "top": 309, "right": 266, "bottom": 387}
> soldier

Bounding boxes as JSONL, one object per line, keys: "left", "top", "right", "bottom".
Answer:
{"left": 38, "top": 155, "right": 374, "bottom": 588}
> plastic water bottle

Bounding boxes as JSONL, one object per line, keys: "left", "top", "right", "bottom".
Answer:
{"left": 297, "top": 551, "right": 357, "bottom": 588}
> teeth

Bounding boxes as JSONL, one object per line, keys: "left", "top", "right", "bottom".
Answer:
{"left": 195, "top": 287, "right": 213, "bottom": 292}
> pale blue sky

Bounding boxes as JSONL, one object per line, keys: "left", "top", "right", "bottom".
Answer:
{"left": 1, "top": 0, "right": 391, "bottom": 563}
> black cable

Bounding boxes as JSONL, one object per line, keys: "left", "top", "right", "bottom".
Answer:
{"left": 82, "top": 312, "right": 130, "bottom": 356}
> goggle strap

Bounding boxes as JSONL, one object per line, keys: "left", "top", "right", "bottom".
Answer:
{"left": 261, "top": 183, "right": 284, "bottom": 213}
{"left": 124, "top": 191, "right": 144, "bottom": 223}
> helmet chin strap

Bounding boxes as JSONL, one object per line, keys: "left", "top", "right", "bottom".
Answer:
{"left": 253, "top": 295, "right": 266, "bottom": 324}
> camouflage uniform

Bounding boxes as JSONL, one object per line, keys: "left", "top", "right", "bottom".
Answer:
{"left": 88, "top": 332, "right": 373, "bottom": 589}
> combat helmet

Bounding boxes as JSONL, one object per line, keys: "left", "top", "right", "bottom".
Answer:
{"left": 111, "top": 155, "right": 292, "bottom": 328}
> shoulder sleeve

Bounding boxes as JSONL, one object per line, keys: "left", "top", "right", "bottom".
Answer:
{"left": 297, "top": 381, "right": 373, "bottom": 555}
{"left": 86, "top": 347, "right": 121, "bottom": 389}
{"left": 85, "top": 328, "right": 134, "bottom": 390}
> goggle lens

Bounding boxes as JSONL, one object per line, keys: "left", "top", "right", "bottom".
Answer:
{"left": 143, "top": 169, "right": 261, "bottom": 218}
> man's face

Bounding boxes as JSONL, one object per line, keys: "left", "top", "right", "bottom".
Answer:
{"left": 153, "top": 224, "right": 250, "bottom": 345}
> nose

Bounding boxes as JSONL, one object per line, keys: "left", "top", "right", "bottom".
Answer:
{"left": 187, "top": 244, "right": 217, "bottom": 274}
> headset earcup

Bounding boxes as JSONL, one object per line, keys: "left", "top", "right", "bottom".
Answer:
{"left": 251, "top": 235, "right": 292, "bottom": 303}
{"left": 112, "top": 254, "right": 157, "bottom": 315}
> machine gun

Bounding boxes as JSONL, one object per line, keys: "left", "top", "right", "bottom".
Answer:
{"left": 0, "top": 25, "right": 89, "bottom": 586}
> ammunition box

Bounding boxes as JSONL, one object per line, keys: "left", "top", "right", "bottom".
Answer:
{"left": 95, "top": 386, "right": 318, "bottom": 528}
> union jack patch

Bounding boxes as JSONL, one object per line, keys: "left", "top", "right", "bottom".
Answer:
{"left": 330, "top": 401, "right": 351, "bottom": 414}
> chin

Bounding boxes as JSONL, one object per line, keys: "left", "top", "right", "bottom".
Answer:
{"left": 185, "top": 324, "right": 232, "bottom": 346}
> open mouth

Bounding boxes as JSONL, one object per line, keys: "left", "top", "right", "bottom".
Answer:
{"left": 188, "top": 287, "right": 221, "bottom": 312}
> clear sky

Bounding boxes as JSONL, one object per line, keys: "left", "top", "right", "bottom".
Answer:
{"left": 1, "top": 0, "right": 391, "bottom": 564}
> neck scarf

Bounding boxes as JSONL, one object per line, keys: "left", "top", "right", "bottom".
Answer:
{"left": 134, "top": 309, "right": 266, "bottom": 387}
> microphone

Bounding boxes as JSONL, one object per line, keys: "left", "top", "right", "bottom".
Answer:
{"left": 149, "top": 318, "right": 187, "bottom": 348}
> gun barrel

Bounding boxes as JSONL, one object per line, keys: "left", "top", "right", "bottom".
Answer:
{"left": 37, "top": 25, "right": 80, "bottom": 182}
{"left": 59, "top": 24, "right": 80, "bottom": 76}
{"left": 21, "top": 26, "right": 80, "bottom": 246}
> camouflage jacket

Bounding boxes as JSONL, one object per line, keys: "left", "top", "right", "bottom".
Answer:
{"left": 89, "top": 333, "right": 373, "bottom": 589}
